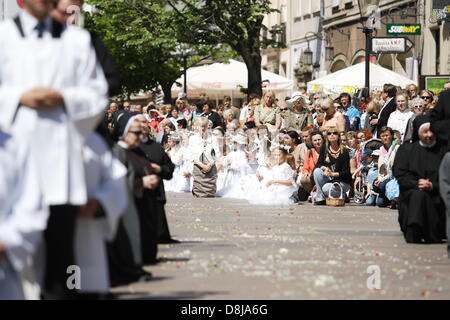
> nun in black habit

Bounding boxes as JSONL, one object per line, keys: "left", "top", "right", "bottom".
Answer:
{"left": 133, "top": 115, "right": 178, "bottom": 245}
{"left": 107, "top": 113, "right": 158, "bottom": 286}
{"left": 393, "top": 115, "right": 446, "bottom": 243}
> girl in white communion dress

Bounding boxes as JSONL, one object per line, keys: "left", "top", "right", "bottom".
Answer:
{"left": 165, "top": 134, "right": 192, "bottom": 192}
{"left": 247, "top": 147, "right": 298, "bottom": 206}
{"left": 216, "top": 134, "right": 252, "bottom": 199}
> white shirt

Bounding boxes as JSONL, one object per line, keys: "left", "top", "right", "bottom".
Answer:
{"left": 189, "top": 132, "right": 218, "bottom": 165}
{"left": 239, "top": 106, "right": 249, "bottom": 121}
{"left": 387, "top": 109, "right": 414, "bottom": 138}
{"left": 0, "top": 11, "right": 108, "bottom": 205}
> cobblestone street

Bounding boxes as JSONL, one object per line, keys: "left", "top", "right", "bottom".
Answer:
{"left": 113, "top": 192, "right": 450, "bottom": 300}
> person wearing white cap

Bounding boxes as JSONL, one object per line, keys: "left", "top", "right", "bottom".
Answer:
{"left": 284, "top": 92, "right": 313, "bottom": 132}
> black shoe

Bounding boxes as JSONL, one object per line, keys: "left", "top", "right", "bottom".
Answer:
{"left": 314, "top": 200, "right": 326, "bottom": 206}
{"left": 405, "top": 225, "right": 422, "bottom": 243}
{"left": 138, "top": 272, "right": 153, "bottom": 282}
{"left": 158, "top": 238, "right": 181, "bottom": 244}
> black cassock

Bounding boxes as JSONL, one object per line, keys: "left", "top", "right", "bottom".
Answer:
{"left": 393, "top": 141, "right": 446, "bottom": 243}
{"left": 140, "top": 138, "right": 176, "bottom": 243}
{"left": 107, "top": 145, "right": 156, "bottom": 286}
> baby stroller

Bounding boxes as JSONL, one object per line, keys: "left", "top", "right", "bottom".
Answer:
{"left": 353, "top": 138, "right": 383, "bottom": 204}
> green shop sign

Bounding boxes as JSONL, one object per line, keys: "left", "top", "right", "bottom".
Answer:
{"left": 387, "top": 24, "right": 421, "bottom": 35}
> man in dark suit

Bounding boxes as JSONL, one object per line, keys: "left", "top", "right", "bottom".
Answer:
{"left": 371, "top": 84, "right": 397, "bottom": 138}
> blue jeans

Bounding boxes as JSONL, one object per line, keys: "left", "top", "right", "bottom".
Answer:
{"left": 365, "top": 194, "right": 387, "bottom": 206}
{"left": 313, "top": 168, "right": 350, "bottom": 202}
{"left": 371, "top": 178, "right": 390, "bottom": 207}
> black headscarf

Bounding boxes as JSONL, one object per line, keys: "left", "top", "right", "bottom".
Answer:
{"left": 112, "top": 111, "right": 142, "bottom": 142}
{"left": 411, "top": 114, "right": 431, "bottom": 143}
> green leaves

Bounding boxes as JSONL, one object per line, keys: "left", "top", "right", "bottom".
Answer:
{"left": 86, "top": 0, "right": 231, "bottom": 100}
{"left": 85, "top": 0, "right": 282, "bottom": 98}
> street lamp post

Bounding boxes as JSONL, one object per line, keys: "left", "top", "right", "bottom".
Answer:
{"left": 357, "top": 0, "right": 380, "bottom": 91}
{"left": 302, "top": 31, "right": 334, "bottom": 67}
{"left": 362, "top": 27, "right": 373, "bottom": 90}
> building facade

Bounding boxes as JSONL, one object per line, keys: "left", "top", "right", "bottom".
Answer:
{"left": 262, "top": 0, "right": 450, "bottom": 91}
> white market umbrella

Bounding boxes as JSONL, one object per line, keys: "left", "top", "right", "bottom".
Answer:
{"left": 171, "top": 59, "right": 293, "bottom": 99}
{"left": 307, "top": 62, "right": 416, "bottom": 94}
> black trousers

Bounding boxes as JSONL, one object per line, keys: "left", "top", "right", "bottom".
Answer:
{"left": 43, "top": 205, "right": 78, "bottom": 300}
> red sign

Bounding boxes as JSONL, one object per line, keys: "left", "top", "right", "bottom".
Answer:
{"left": 17, "top": 0, "right": 24, "bottom": 8}
{"left": 359, "top": 56, "right": 375, "bottom": 63}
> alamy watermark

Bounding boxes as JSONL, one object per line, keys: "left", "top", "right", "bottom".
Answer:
{"left": 366, "top": 265, "right": 381, "bottom": 290}
{"left": 66, "top": 265, "right": 81, "bottom": 290}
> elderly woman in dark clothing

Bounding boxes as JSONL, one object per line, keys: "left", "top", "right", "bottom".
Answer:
{"left": 108, "top": 113, "right": 158, "bottom": 286}
{"left": 312, "top": 126, "right": 352, "bottom": 205}
{"left": 393, "top": 115, "right": 446, "bottom": 244}
{"left": 134, "top": 114, "right": 179, "bottom": 245}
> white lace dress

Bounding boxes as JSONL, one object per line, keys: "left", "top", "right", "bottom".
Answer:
{"left": 247, "top": 162, "right": 297, "bottom": 206}
{"left": 216, "top": 149, "right": 252, "bottom": 199}
{"left": 166, "top": 146, "right": 192, "bottom": 192}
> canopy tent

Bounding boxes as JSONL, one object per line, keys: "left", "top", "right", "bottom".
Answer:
{"left": 171, "top": 59, "right": 294, "bottom": 100}
{"left": 307, "top": 62, "right": 416, "bottom": 94}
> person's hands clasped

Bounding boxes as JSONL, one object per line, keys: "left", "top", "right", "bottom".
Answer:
{"left": 150, "top": 163, "right": 162, "bottom": 174}
{"left": 201, "top": 163, "right": 212, "bottom": 174}
{"left": 143, "top": 174, "right": 159, "bottom": 190}
{"left": 418, "top": 178, "right": 433, "bottom": 191}
{"left": 78, "top": 199, "right": 101, "bottom": 219}
{"left": 321, "top": 166, "right": 331, "bottom": 176}
{"left": 20, "top": 88, "right": 64, "bottom": 109}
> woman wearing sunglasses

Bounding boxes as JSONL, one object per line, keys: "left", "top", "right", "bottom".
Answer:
{"left": 109, "top": 113, "right": 158, "bottom": 285}
{"left": 312, "top": 127, "right": 352, "bottom": 205}
{"left": 419, "top": 90, "right": 434, "bottom": 113}
{"left": 404, "top": 98, "right": 425, "bottom": 143}
{"left": 320, "top": 98, "right": 346, "bottom": 134}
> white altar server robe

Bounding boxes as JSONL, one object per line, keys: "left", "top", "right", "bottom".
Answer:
{"left": 0, "top": 11, "right": 108, "bottom": 206}
{"left": 0, "top": 132, "right": 49, "bottom": 300}
{"left": 75, "top": 133, "right": 128, "bottom": 293}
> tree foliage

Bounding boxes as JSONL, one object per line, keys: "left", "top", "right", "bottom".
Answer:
{"left": 165, "top": 0, "right": 286, "bottom": 96}
{"left": 85, "top": 0, "right": 233, "bottom": 101}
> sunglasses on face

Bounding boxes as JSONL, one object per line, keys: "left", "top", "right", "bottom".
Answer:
{"left": 413, "top": 105, "right": 423, "bottom": 109}
{"left": 129, "top": 130, "right": 142, "bottom": 136}
{"left": 421, "top": 96, "right": 431, "bottom": 100}
{"left": 327, "top": 131, "right": 338, "bottom": 136}
{"left": 280, "top": 108, "right": 288, "bottom": 111}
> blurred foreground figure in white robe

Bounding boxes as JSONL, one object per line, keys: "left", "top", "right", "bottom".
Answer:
{"left": 75, "top": 132, "right": 127, "bottom": 296}
{"left": 0, "top": 0, "right": 108, "bottom": 299}
{"left": 0, "top": 131, "right": 49, "bottom": 300}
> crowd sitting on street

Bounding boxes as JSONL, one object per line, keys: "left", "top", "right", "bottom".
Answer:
{"left": 104, "top": 82, "right": 450, "bottom": 249}
{"left": 3, "top": 0, "right": 450, "bottom": 302}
